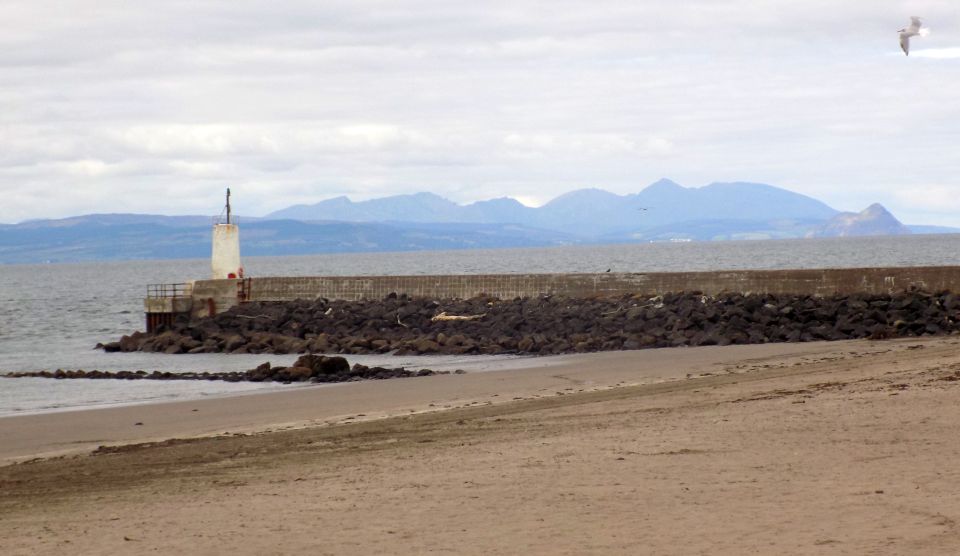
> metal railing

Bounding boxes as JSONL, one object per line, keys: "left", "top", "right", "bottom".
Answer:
{"left": 237, "top": 277, "right": 252, "bottom": 302}
{"left": 212, "top": 214, "right": 240, "bottom": 226}
{"left": 147, "top": 283, "right": 190, "bottom": 299}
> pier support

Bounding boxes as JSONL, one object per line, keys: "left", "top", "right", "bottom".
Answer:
{"left": 144, "top": 283, "right": 193, "bottom": 333}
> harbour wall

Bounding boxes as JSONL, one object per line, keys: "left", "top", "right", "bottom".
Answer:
{"left": 183, "top": 266, "right": 960, "bottom": 319}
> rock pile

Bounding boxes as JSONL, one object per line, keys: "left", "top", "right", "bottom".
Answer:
{"left": 100, "top": 291, "right": 960, "bottom": 356}
{"left": 5, "top": 355, "right": 443, "bottom": 383}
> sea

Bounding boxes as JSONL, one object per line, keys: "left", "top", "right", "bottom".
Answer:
{"left": 2, "top": 235, "right": 959, "bottom": 416}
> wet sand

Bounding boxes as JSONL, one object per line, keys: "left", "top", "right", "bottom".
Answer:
{"left": 0, "top": 342, "right": 855, "bottom": 464}
{"left": 3, "top": 337, "right": 960, "bottom": 554}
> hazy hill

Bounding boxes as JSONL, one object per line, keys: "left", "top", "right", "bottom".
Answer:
{"left": 603, "top": 218, "right": 830, "bottom": 242}
{"left": 272, "top": 193, "right": 465, "bottom": 223}
{"left": 13, "top": 214, "right": 217, "bottom": 229}
{"left": 0, "top": 216, "right": 575, "bottom": 264}
{"left": 809, "top": 204, "right": 912, "bottom": 238}
{"left": 461, "top": 197, "right": 536, "bottom": 224}
{"left": 630, "top": 180, "right": 837, "bottom": 223}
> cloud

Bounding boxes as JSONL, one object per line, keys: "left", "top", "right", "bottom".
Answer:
{"left": 893, "top": 186, "right": 960, "bottom": 212}
{"left": 501, "top": 133, "right": 672, "bottom": 158}
{"left": 910, "top": 47, "right": 960, "bottom": 58}
{"left": 1, "top": 1, "right": 960, "bottom": 224}
{"left": 111, "top": 125, "right": 276, "bottom": 157}
{"left": 62, "top": 159, "right": 114, "bottom": 177}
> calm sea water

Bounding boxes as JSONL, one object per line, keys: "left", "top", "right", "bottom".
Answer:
{"left": 1, "top": 235, "right": 958, "bottom": 415}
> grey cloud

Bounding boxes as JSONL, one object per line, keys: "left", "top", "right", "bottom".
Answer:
{"left": 1, "top": 1, "right": 960, "bottom": 224}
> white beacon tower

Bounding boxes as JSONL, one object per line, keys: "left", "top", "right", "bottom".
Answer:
{"left": 211, "top": 188, "right": 243, "bottom": 279}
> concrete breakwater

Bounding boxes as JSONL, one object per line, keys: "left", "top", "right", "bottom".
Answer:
{"left": 175, "top": 267, "right": 960, "bottom": 321}
{"left": 114, "top": 290, "right": 960, "bottom": 357}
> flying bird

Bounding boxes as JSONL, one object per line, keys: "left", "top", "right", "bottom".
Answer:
{"left": 898, "top": 16, "right": 925, "bottom": 56}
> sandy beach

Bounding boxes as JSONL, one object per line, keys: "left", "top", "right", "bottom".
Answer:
{"left": 3, "top": 337, "right": 960, "bottom": 554}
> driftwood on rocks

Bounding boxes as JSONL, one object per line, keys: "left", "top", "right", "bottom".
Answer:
{"left": 100, "top": 290, "right": 960, "bottom": 357}
{"left": 430, "top": 312, "right": 486, "bottom": 322}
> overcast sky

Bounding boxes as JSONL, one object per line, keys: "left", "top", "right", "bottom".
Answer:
{"left": 3, "top": 1, "right": 959, "bottom": 225}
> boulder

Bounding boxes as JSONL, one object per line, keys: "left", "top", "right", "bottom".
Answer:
{"left": 119, "top": 331, "right": 146, "bottom": 351}
{"left": 223, "top": 334, "right": 246, "bottom": 352}
{"left": 245, "top": 362, "right": 274, "bottom": 382}
{"left": 293, "top": 354, "right": 350, "bottom": 376}
{"left": 101, "top": 342, "right": 122, "bottom": 353}
{"left": 413, "top": 339, "right": 440, "bottom": 354}
{"left": 276, "top": 366, "right": 313, "bottom": 382}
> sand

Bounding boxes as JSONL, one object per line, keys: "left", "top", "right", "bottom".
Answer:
{"left": 3, "top": 337, "right": 960, "bottom": 554}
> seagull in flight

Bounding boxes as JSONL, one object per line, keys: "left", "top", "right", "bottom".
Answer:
{"left": 898, "top": 16, "right": 925, "bottom": 56}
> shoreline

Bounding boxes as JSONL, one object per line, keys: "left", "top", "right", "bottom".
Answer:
{"left": 5, "top": 335, "right": 960, "bottom": 554}
{"left": 0, "top": 339, "right": 908, "bottom": 464}
{"left": 0, "top": 352, "right": 541, "bottom": 418}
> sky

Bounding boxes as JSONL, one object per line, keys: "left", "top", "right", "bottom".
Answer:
{"left": 3, "top": 1, "right": 960, "bottom": 225}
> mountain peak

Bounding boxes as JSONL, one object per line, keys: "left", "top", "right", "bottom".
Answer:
{"left": 644, "top": 178, "right": 684, "bottom": 192}
{"left": 809, "top": 203, "right": 910, "bottom": 238}
{"left": 467, "top": 197, "right": 526, "bottom": 208}
{"left": 407, "top": 192, "right": 449, "bottom": 200}
{"left": 550, "top": 187, "right": 619, "bottom": 198}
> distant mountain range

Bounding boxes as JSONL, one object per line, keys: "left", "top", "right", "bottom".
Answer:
{"left": 268, "top": 179, "right": 841, "bottom": 239}
{"left": 1, "top": 179, "right": 954, "bottom": 264}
